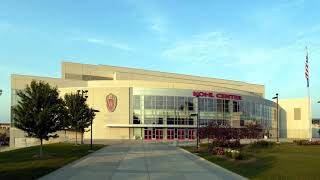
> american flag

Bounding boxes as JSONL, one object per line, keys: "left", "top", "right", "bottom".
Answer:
{"left": 305, "top": 47, "right": 309, "bottom": 87}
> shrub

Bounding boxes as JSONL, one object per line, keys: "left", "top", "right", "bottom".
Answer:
{"left": 213, "top": 147, "right": 225, "bottom": 155}
{"left": 224, "top": 148, "right": 242, "bottom": 160}
{"left": 211, "top": 139, "right": 240, "bottom": 148}
{"left": 310, "top": 141, "right": 320, "bottom": 145}
{"left": 293, "top": 140, "right": 309, "bottom": 145}
{"left": 294, "top": 140, "right": 320, "bottom": 145}
{"left": 224, "top": 148, "right": 231, "bottom": 157}
{"left": 250, "top": 140, "right": 274, "bottom": 148}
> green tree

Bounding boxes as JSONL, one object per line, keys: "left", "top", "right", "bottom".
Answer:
{"left": 64, "top": 93, "right": 95, "bottom": 144}
{"left": 60, "top": 101, "right": 71, "bottom": 142}
{"left": 80, "top": 108, "right": 96, "bottom": 144}
{"left": 12, "top": 80, "right": 64, "bottom": 157}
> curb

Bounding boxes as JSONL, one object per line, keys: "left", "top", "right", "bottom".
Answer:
{"left": 179, "top": 147, "right": 248, "bottom": 180}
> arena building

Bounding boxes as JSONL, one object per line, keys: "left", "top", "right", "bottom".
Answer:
{"left": 10, "top": 62, "right": 311, "bottom": 147}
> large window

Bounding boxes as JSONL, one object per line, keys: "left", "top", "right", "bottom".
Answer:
{"left": 217, "top": 99, "right": 223, "bottom": 112}
{"left": 167, "top": 118, "right": 175, "bottom": 125}
{"left": 294, "top": 108, "right": 301, "bottom": 120}
{"left": 133, "top": 114, "right": 140, "bottom": 124}
{"left": 156, "top": 96, "right": 164, "bottom": 109}
{"left": 188, "top": 97, "right": 194, "bottom": 111}
{"left": 224, "top": 100, "right": 230, "bottom": 113}
{"left": 199, "top": 98, "right": 216, "bottom": 112}
{"left": 199, "top": 98, "right": 205, "bottom": 111}
{"left": 133, "top": 93, "right": 274, "bottom": 129}
{"left": 207, "top": 99, "right": 214, "bottom": 112}
{"left": 177, "top": 97, "right": 185, "bottom": 111}
{"left": 188, "top": 118, "right": 194, "bottom": 125}
{"left": 233, "top": 101, "right": 239, "bottom": 112}
{"left": 144, "top": 96, "right": 153, "bottom": 109}
{"left": 144, "top": 116, "right": 164, "bottom": 124}
{"left": 167, "top": 96, "right": 175, "bottom": 109}
{"left": 133, "top": 96, "right": 140, "bottom": 110}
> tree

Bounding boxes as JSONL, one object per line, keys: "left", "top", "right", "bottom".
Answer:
{"left": 60, "top": 101, "right": 71, "bottom": 142}
{"left": 78, "top": 108, "right": 96, "bottom": 144}
{"left": 64, "top": 93, "right": 95, "bottom": 144}
{"left": 12, "top": 80, "right": 64, "bottom": 157}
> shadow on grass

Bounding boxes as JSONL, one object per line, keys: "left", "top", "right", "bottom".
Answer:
{"left": 0, "top": 143, "right": 104, "bottom": 180}
{"left": 0, "top": 166, "right": 60, "bottom": 180}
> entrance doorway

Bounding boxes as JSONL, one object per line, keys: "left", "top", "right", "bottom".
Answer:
{"left": 144, "top": 129, "right": 152, "bottom": 140}
{"left": 188, "top": 129, "right": 195, "bottom": 140}
{"left": 167, "top": 129, "right": 174, "bottom": 140}
{"left": 155, "top": 129, "right": 163, "bottom": 140}
{"left": 178, "top": 129, "right": 185, "bottom": 140}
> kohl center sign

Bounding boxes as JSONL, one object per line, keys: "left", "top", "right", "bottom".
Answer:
{"left": 192, "top": 91, "right": 242, "bottom": 100}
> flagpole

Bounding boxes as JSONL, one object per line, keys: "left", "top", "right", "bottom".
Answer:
{"left": 308, "top": 84, "right": 312, "bottom": 141}
{"left": 306, "top": 46, "right": 312, "bottom": 141}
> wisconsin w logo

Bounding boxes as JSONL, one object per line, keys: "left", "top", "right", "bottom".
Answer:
{"left": 106, "top": 93, "right": 117, "bottom": 112}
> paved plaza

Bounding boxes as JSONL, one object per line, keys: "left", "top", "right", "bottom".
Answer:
{"left": 40, "top": 141, "right": 246, "bottom": 180}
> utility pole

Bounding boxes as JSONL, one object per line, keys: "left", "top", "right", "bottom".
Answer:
{"left": 272, "top": 93, "right": 279, "bottom": 143}
{"left": 196, "top": 96, "right": 200, "bottom": 153}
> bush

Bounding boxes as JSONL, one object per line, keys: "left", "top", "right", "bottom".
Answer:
{"left": 309, "top": 141, "right": 320, "bottom": 145}
{"left": 250, "top": 140, "right": 274, "bottom": 148}
{"left": 294, "top": 140, "right": 320, "bottom": 145}
{"left": 224, "top": 148, "right": 242, "bottom": 160}
{"left": 212, "top": 147, "right": 225, "bottom": 155}
{"left": 293, "top": 140, "right": 309, "bottom": 145}
{"left": 211, "top": 139, "right": 240, "bottom": 148}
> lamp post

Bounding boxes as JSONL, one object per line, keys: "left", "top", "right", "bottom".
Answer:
{"left": 191, "top": 96, "right": 200, "bottom": 153}
{"left": 91, "top": 109, "right": 100, "bottom": 151}
{"left": 77, "top": 89, "right": 89, "bottom": 145}
{"left": 197, "top": 96, "right": 200, "bottom": 152}
{"left": 272, "top": 93, "right": 279, "bottom": 143}
{"left": 77, "top": 89, "right": 99, "bottom": 151}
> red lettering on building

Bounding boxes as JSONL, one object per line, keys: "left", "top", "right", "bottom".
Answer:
{"left": 193, "top": 91, "right": 214, "bottom": 97}
{"left": 216, "top": 93, "right": 242, "bottom": 100}
{"left": 193, "top": 91, "right": 242, "bottom": 100}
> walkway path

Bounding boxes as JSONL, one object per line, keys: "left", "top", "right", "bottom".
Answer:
{"left": 40, "top": 141, "right": 246, "bottom": 180}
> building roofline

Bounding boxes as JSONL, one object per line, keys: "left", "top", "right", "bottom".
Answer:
{"left": 61, "top": 60, "right": 265, "bottom": 87}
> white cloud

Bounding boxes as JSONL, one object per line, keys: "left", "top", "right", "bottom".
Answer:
{"left": 111, "top": 43, "right": 135, "bottom": 52}
{"left": 87, "top": 38, "right": 105, "bottom": 44}
{"left": 162, "top": 32, "right": 231, "bottom": 64}
{"left": 70, "top": 37, "right": 135, "bottom": 52}
{"left": 161, "top": 30, "right": 320, "bottom": 87}
{"left": 130, "top": 1, "right": 167, "bottom": 34}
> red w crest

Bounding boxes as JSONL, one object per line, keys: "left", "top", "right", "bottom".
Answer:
{"left": 106, "top": 93, "right": 117, "bottom": 112}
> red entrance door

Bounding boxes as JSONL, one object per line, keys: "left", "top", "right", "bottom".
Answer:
{"left": 144, "top": 129, "right": 152, "bottom": 140}
{"left": 178, "top": 129, "right": 185, "bottom": 140}
{"left": 156, "top": 129, "right": 163, "bottom": 140}
{"left": 167, "top": 129, "right": 174, "bottom": 140}
{"left": 188, "top": 129, "right": 195, "bottom": 140}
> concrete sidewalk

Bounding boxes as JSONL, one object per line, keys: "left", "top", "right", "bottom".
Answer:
{"left": 39, "top": 141, "right": 246, "bottom": 180}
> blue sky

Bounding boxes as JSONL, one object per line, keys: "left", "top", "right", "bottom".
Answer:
{"left": 1, "top": 0, "right": 320, "bottom": 122}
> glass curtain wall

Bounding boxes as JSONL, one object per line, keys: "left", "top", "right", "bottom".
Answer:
{"left": 132, "top": 95, "right": 274, "bottom": 129}
{"left": 133, "top": 95, "right": 196, "bottom": 125}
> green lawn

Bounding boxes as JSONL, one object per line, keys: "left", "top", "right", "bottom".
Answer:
{"left": 183, "top": 143, "right": 320, "bottom": 180}
{"left": 0, "top": 143, "right": 105, "bottom": 180}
